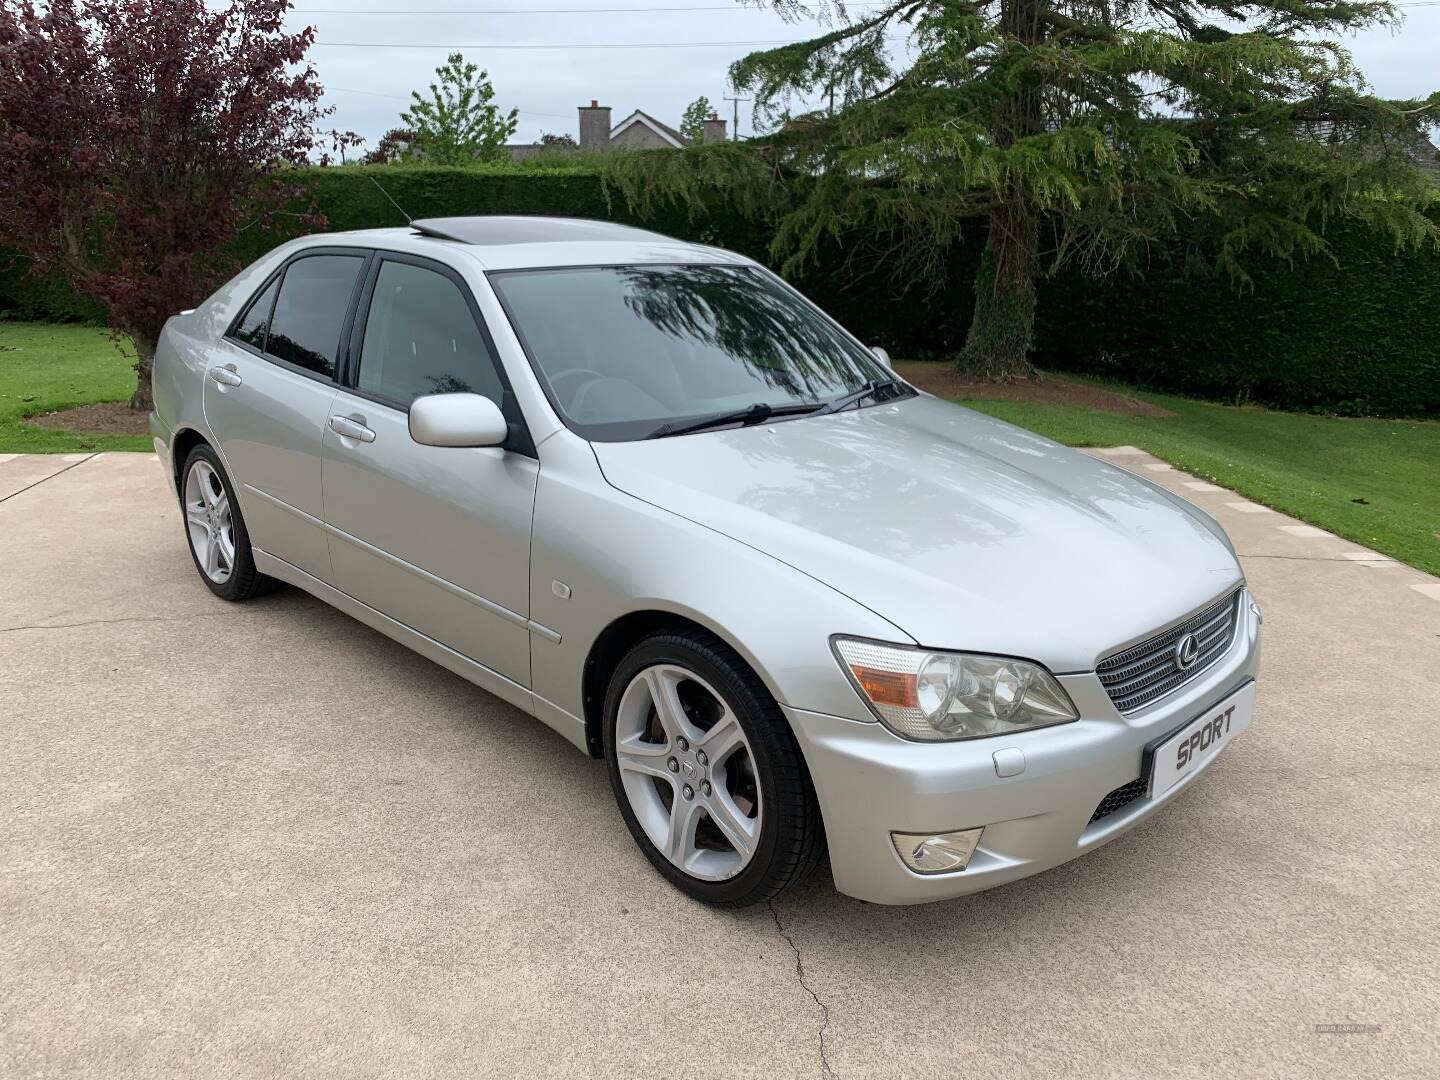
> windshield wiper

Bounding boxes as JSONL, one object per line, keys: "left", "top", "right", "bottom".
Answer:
{"left": 819, "top": 378, "right": 905, "bottom": 416}
{"left": 648, "top": 401, "right": 823, "bottom": 440}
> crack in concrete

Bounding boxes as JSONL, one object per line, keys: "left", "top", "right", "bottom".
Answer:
{"left": 22, "top": 579, "right": 172, "bottom": 625}
{"left": 0, "top": 454, "right": 97, "bottom": 505}
{"left": 769, "top": 900, "right": 833, "bottom": 1076}
{"left": 0, "top": 612, "right": 233, "bottom": 634}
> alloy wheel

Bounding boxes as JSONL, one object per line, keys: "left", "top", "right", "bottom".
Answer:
{"left": 613, "top": 663, "right": 762, "bottom": 881}
{"left": 184, "top": 459, "right": 236, "bottom": 585}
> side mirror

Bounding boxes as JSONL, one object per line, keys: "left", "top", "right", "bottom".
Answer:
{"left": 871, "top": 346, "right": 892, "bottom": 370}
{"left": 409, "top": 393, "right": 509, "bottom": 448}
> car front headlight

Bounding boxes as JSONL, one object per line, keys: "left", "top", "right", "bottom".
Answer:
{"left": 832, "top": 637, "right": 1078, "bottom": 741}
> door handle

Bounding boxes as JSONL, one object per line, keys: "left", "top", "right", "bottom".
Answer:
{"left": 328, "top": 415, "right": 376, "bottom": 444}
{"left": 208, "top": 365, "right": 243, "bottom": 387}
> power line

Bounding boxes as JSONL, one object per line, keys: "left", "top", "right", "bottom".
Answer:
{"left": 294, "top": 0, "right": 1438, "bottom": 9}
{"left": 293, "top": 3, "right": 870, "bottom": 12}
{"left": 313, "top": 38, "right": 827, "bottom": 49}
{"left": 297, "top": 4, "right": 797, "bottom": 11}
{"left": 326, "top": 86, "right": 408, "bottom": 99}
{"left": 325, "top": 86, "right": 573, "bottom": 119}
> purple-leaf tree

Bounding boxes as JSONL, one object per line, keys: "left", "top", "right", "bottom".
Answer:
{"left": 0, "top": 0, "right": 331, "bottom": 410}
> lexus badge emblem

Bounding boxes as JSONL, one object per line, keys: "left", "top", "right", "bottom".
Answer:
{"left": 1175, "top": 632, "right": 1201, "bottom": 669}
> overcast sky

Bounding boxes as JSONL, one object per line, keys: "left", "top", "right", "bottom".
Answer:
{"left": 292, "top": 1, "right": 1440, "bottom": 151}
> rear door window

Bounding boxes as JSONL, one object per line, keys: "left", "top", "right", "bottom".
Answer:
{"left": 231, "top": 278, "right": 278, "bottom": 351}
{"left": 266, "top": 254, "right": 366, "bottom": 379}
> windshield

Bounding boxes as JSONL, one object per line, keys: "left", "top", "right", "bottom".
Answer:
{"left": 488, "top": 263, "right": 902, "bottom": 441}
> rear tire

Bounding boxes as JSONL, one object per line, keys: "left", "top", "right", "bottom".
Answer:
{"left": 179, "top": 444, "right": 275, "bottom": 602}
{"left": 602, "top": 629, "right": 825, "bottom": 906}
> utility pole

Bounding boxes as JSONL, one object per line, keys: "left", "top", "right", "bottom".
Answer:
{"left": 723, "top": 94, "right": 749, "bottom": 140}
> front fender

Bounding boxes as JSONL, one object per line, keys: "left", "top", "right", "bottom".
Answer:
{"left": 527, "top": 431, "right": 910, "bottom": 743}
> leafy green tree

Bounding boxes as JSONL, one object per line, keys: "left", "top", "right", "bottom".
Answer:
{"left": 607, "top": 1, "right": 1439, "bottom": 379}
{"left": 680, "top": 95, "right": 716, "bottom": 142}
{"left": 401, "top": 52, "right": 518, "bottom": 165}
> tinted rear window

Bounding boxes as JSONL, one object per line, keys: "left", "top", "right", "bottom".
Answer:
{"left": 266, "top": 255, "right": 365, "bottom": 378}
{"left": 232, "top": 278, "right": 278, "bottom": 351}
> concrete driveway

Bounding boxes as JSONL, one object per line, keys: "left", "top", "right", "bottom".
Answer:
{"left": 2, "top": 449, "right": 1437, "bottom": 1079}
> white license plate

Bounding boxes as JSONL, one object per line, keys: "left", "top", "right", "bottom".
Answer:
{"left": 1147, "top": 682, "right": 1254, "bottom": 797}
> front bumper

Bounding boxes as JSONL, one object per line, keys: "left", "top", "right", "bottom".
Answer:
{"left": 788, "top": 592, "right": 1261, "bottom": 904}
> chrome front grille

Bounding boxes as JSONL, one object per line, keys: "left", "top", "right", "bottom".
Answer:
{"left": 1097, "top": 590, "right": 1242, "bottom": 714}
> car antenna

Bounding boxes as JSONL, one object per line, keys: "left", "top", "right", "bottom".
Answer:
{"left": 367, "top": 175, "right": 412, "bottom": 225}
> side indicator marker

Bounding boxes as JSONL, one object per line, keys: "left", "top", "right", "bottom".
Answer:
{"left": 552, "top": 580, "right": 571, "bottom": 600}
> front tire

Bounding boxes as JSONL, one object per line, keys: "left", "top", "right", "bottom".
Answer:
{"left": 179, "top": 445, "right": 274, "bottom": 602}
{"left": 602, "top": 630, "right": 825, "bottom": 906}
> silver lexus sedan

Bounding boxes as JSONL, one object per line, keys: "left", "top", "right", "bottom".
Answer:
{"left": 149, "top": 216, "right": 1260, "bottom": 906}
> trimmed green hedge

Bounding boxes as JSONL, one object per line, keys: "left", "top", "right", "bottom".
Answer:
{"left": 1034, "top": 212, "right": 1440, "bottom": 417}
{"left": 0, "top": 255, "right": 104, "bottom": 323}
{"left": 3, "top": 163, "right": 1436, "bottom": 416}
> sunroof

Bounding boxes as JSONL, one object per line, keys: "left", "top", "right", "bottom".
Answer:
{"left": 410, "top": 216, "right": 668, "bottom": 246}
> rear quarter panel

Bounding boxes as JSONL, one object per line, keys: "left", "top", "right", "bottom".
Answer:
{"left": 153, "top": 241, "right": 314, "bottom": 479}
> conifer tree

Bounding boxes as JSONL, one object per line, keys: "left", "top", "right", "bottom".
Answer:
{"left": 609, "top": 1, "right": 1439, "bottom": 378}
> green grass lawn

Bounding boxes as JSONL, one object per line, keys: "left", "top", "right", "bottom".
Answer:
{"left": 0, "top": 321, "right": 151, "bottom": 453}
{"left": 2, "top": 321, "right": 1435, "bottom": 577}
{"left": 954, "top": 384, "right": 1440, "bottom": 577}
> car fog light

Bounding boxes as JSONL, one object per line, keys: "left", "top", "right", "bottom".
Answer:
{"left": 892, "top": 827, "right": 984, "bottom": 874}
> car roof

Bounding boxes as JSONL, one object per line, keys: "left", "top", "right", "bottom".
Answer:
{"left": 324, "top": 216, "right": 749, "bottom": 272}
{"left": 412, "top": 216, "right": 665, "bottom": 246}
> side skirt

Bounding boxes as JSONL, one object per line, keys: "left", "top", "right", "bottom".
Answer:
{"left": 253, "top": 548, "right": 589, "bottom": 753}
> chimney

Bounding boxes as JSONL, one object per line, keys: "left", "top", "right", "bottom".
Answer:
{"left": 578, "top": 99, "right": 612, "bottom": 152}
{"left": 701, "top": 113, "right": 728, "bottom": 143}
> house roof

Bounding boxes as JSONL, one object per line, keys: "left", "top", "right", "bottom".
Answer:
{"left": 1401, "top": 131, "right": 1440, "bottom": 178}
{"left": 610, "top": 109, "right": 688, "bottom": 148}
